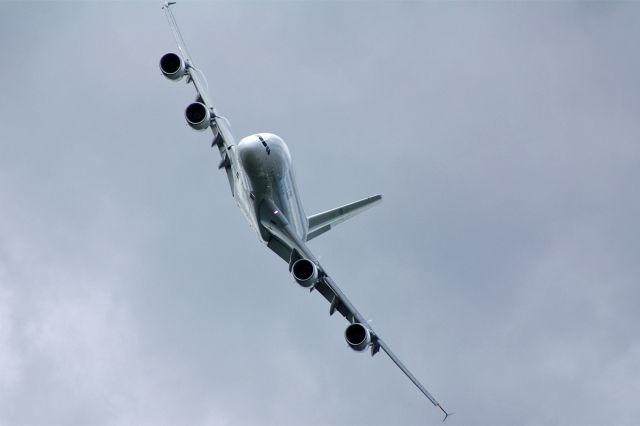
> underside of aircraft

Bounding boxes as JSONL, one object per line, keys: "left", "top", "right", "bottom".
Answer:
{"left": 159, "top": 2, "right": 450, "bottom": 421}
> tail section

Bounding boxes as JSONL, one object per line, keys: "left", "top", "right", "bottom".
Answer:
{"left": 306, "top": 195, "right": 382, "bottom": 241}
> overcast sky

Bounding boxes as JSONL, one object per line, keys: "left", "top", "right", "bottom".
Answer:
{"left": 1, "top": 1, "right": 639, "bottom": 425}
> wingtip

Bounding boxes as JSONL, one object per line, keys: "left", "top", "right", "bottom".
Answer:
{"left": 438, "top": 404, "right": 452, "bottom": 422}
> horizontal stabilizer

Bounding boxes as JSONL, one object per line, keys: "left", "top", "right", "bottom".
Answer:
{"left": 306, "top": 195, "right": 382, "bottom": 241}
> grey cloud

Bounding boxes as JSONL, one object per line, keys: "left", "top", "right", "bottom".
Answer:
{"left": 1, "top": 2, "right": 639, "bottom": 425}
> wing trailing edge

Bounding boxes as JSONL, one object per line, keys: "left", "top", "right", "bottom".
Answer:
{"left": 306, "top": 194, "right": 382, "bottom": 241}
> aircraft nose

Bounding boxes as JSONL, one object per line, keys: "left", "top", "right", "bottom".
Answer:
{"left": 237, "top": 133, "right": 291, "bottom": 175}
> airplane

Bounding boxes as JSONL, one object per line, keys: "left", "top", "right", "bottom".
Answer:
{"left": 159, "top": 2, "right": 451, "bottom": 422}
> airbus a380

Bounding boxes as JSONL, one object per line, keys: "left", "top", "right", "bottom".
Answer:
{"left": 159, "top": 3, "right": 451, "bottom": 421}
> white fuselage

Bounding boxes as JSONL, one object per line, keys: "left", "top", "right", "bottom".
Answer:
{"left": 233, "top": 133, "right": 308, "bottom": 243}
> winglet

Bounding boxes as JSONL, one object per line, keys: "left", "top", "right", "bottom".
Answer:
{"left": 438, "top": 404, "right": 453, "bottom": 422}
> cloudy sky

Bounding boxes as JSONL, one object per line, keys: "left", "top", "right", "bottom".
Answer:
{"left": 1, "top": 1, "right": 639, "bottom": 425}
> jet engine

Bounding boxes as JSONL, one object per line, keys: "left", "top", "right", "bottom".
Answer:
{"left": 291, "top": 258, "right": 319, "bottom": 288}
{"left": 185, "top": 102, "right": 211, "bottom": 130}
{"left": 159, "top": 52, "right": 186, "bottom": 81}
{"left": 345, "top": 323, "right": 371, "bottom": 351}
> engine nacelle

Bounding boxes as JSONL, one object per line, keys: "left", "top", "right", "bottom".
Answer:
{"left": 291, "top": 258, "right": 319, "bottom": 288}
{"left": 185, "top": 102, "right": 211, "bottom": 130}
{"left": 345, "top": 323, "right": 371, "bottom": 352}
{"left": 160, "top": 52, "right": 186, "bottom": 81}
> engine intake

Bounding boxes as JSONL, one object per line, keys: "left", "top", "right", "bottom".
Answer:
{"left": 185, "top": 102, "right": 211, "bottom": 130}
{"left": 292, "top": 258, "right": 319, "bottom": 288}
{"left": 345, "top": 323, "right": 371, "bottom": 351}
{"left": 160, "top": 52, "right": 186, "bottom": 81}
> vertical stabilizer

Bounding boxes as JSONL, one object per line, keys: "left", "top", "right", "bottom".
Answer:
{"left": 306, "top": 195, "right": 382, "bottom": 241}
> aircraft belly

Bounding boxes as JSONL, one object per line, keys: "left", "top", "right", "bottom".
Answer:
{"left": 252, "top": 169, "right": 306, "bottom": 241}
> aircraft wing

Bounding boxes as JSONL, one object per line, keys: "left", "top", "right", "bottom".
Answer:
{"left": 162, "top": 2, "right": 237, "bottom": 194}
{"left": 259, "top": 207, "right": 451, "bottom": 421}
{"left": 313, "top": 266, "right": 450, "bottom": 421}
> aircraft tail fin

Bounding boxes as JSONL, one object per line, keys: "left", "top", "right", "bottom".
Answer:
{"left": 306, "top": 195, "right": 382, "bottom": 241}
